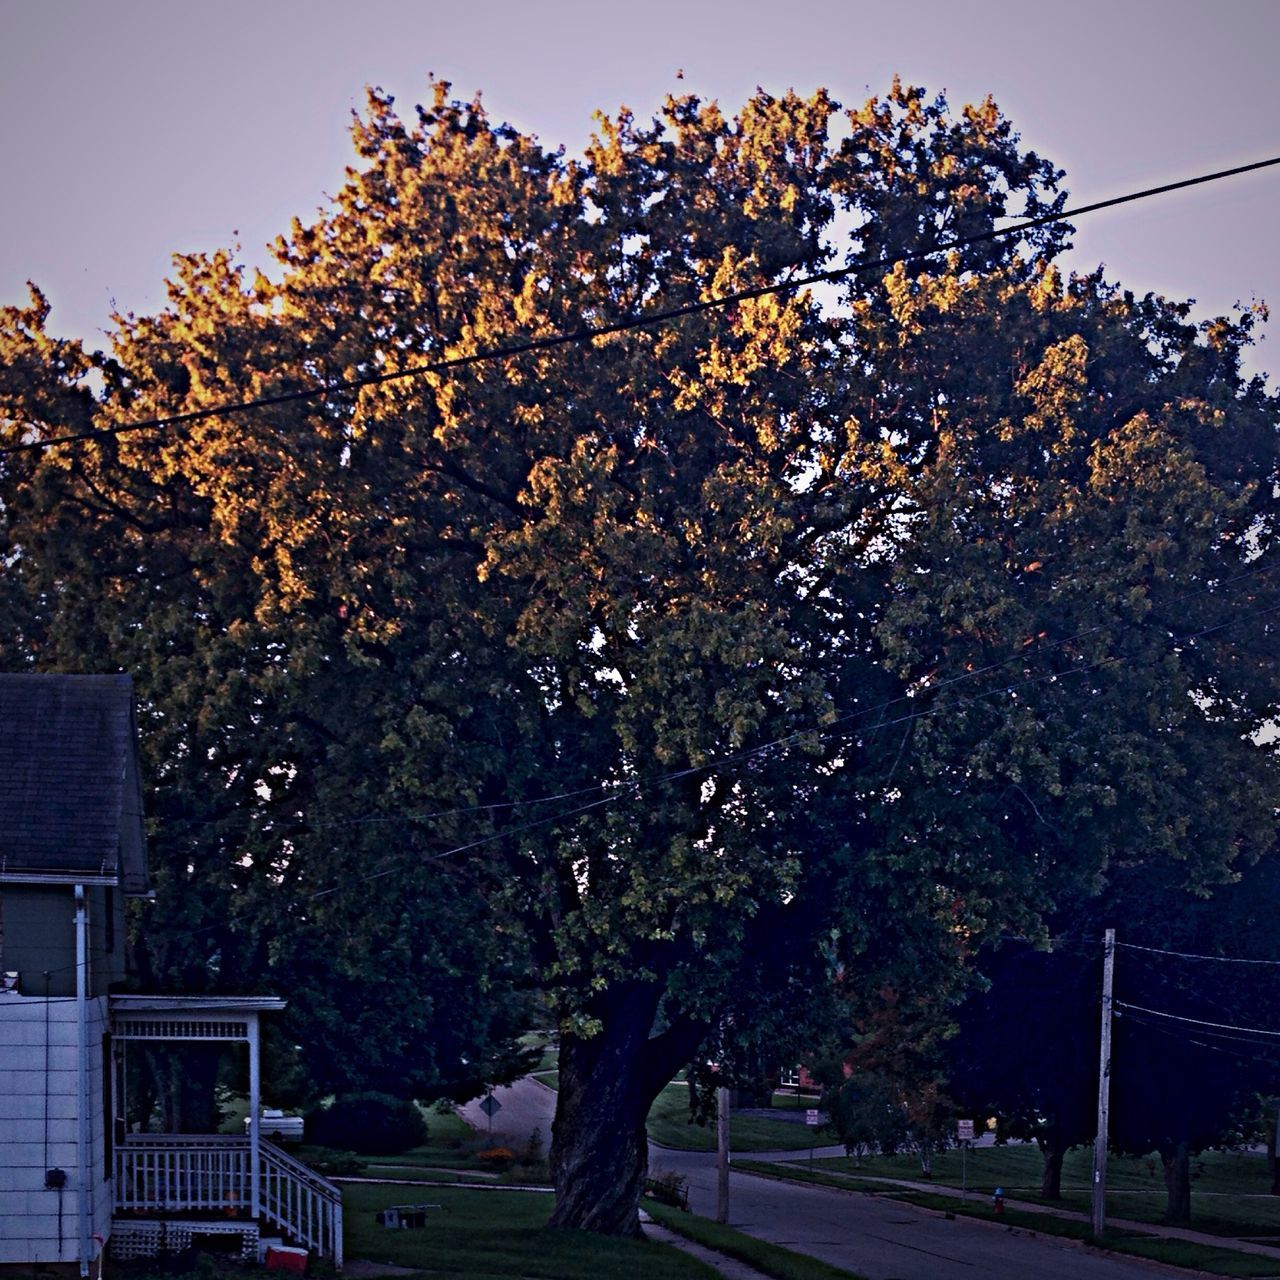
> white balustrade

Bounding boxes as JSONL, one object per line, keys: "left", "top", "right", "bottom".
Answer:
{"left": 116, "top": 1135, "right": 343, "bottom": 1267}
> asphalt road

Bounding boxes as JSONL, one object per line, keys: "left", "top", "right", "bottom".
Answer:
{"left": 462, "top": 1078, "right": 1184, "bottom": 1280}
{"left": 651, "top": 1144, "right": 1184, "bottom": 1280}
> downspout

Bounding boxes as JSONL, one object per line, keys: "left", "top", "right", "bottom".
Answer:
{"left": 75, "top": 885, "right": 91, "bottom": 1277}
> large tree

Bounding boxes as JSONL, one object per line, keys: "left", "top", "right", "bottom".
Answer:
{"left": 2, "top": 79, "right": 1277, "bottom": 1235}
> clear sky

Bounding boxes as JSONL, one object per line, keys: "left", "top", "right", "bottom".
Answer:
{"left": 2, "top": 0, "right": 1277, "bottom": 378}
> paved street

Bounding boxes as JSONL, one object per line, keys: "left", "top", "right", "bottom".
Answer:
{"left": 459, "top": 1079, "right": 1192, "bottom": 1280}
{"left": 652, "top": 1145, "right": 1186, "bottom": 1280}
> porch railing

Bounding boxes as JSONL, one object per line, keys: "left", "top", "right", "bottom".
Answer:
{"left": 115, "top": 1134, "right": 343, "bottom": 1267}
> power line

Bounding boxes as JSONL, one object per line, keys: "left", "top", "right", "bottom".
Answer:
{"left": 1118, "top": 941, "right": 1280, "bottom": 967}
{"left": 3, "top": 154, "right": 1278, "bottom": 458}
{"left": 1117, "top": 1008, "right": 1280, "bottom": 1060}
{"left": 1115, "top": 1001, "right": 1280, "bottom": 1040}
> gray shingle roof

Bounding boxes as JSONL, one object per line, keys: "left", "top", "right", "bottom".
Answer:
{"left": 0, "top": 673, "right": 149, "bottom": 893}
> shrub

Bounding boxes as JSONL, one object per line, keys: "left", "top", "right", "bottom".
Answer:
{"left": 306, "top": 1092, "right": 428, "bottom": 1155}
{"left": 301, "top": 1148, "right": 365, "bottom": 1176}
{"left": 643, "top": 1170, "right": 689, "bottom": 1210}
{"left": 476, "top": 1146, "right": 514, "bottom": 1170}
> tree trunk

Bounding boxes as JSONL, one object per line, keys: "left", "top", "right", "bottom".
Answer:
{"left": 548, "top": 982, "right": 704, "bottom": 1236}
{"left": 1162, "top": 1142, "right": 1192, "bottom": 1222}
{"left": 1038, "top": 1132, "right": 1067, "bottom": 1200}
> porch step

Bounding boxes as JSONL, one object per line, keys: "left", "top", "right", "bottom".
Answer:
{"left": 111, "top": 1218, "right": 259, "bottom": 1263}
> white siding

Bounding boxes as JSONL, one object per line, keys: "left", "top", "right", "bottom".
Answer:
{"left": 0, "top": 994, "right": 112, "bottom": 1266}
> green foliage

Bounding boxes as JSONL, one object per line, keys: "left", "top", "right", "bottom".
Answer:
{"left": 1, "top": 74, "right": 1277, "bottom": 1233}
{"left": 820, "top": 1071, "right": 908, "bottom": 1160}
{"left": 307, "top": 1092, "right": 428, "bottom": 1155}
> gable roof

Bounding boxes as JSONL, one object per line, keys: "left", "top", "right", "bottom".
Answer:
{"left": 0, "top": 673, "right": 150, "bottom": 894}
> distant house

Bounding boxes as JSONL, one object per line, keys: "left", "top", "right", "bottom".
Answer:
{"left": 0, "top": 674, "right": 342, "bottom": 1273}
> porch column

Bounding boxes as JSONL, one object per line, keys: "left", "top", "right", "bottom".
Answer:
{"left": 248, "top": 1013, "right": 261, "bottom": 1221}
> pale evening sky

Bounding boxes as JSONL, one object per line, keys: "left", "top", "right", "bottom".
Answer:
{"left": 1, "top": 0, "right": 1277, "bottom": 378}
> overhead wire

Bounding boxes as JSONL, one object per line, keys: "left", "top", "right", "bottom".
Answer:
{"left": 1, "top": 154, "right": 1277, "bottom": 458}
{"left": 1115, "top": 1001, "right": 1280, "bottom": 1041}
{"left": 1117, "top": 941, "right": 1280, "bottom": 967}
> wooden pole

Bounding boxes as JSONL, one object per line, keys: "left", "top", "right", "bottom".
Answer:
{"left": 716, "top": 1086, "right": 730, "bottom": 1223}
{"left": 1091, "top": 927, "right": 1116, "bottom": 1238}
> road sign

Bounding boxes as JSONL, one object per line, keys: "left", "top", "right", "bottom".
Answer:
{"left": 805, "top": 1109, "right": 820, "bottom": 1126}
{"left": 957, "top": 1119, "right": 975, "bottom": 1142}
{"left": 480, "top": 1095, "right": 502, "bottom": 1118}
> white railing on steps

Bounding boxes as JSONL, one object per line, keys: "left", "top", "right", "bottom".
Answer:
{"left": 115, "top": 1134, "right": 343, "bottom": 1268}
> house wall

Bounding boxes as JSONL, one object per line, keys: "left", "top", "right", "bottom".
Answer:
{"left": 0, "top": 993, "right": 112, "bottom": 1267}
{"left": 1, "top": 884, "right": 125, "bottom": 998}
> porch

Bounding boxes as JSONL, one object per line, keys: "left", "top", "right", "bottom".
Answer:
{"left": 113, "top": 1133, "right": 343, "bottom": 1266}
{"left": 108, "top": 995, "right": 343, "bottom": 1268}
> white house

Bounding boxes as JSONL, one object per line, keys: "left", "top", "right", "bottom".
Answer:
{"left": 0, "top": 674, "right": 342, "bottom": 1273}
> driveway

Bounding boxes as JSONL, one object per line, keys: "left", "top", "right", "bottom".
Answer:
{"left": 456, "top": 1076, "right": 556, "bottom": 1152}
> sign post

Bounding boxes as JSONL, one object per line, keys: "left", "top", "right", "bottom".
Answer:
{"left": 805, "top": 1108, "right": 820, "bottom": 1171}
{"left": 957, "top": 1120, "right": 975, "bottom": 1199}
{"left": 479, "top": 1091, "right": 501, "bottom": 1140}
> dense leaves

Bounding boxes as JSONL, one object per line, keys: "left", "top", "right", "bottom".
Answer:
{"left": 2, "top": 78, "right": 1277, "bottom": 1234}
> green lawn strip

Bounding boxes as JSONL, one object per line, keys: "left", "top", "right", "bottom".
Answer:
{"left": 647, "top": 1085, "right": 819, "bottom": 1152}
{"left": 732, "top": 1159, "right": 897, "bottom": 1196}
{"left": 532, "top": 1070, "right": 559, "bottom": 1089}
{"left": 644, "top": 1201, "right": 868, "bottom": 1280}
{"left": 342, "top": 1183, "right": 718, "bottom": 1279}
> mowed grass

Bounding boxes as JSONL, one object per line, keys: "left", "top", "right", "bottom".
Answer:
{"left": 646, "top": 1084, "right": 822, "bottom": 1152}
{"left": 343, "top": 1183, "right": 719, "bottom": 1278}
{"left": 800, "top": 1144, "right": 1280, "bottom": 1235}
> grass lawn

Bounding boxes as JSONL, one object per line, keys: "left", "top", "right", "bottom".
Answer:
{"left": 343, "top": 1182, "right": 718, "bottom": 1278}
{"left": 647, "top": 1084, "right": 824, "bottom": 1153}
{"left": 645, "top": 1201, "right": 867, "bottom": 1280}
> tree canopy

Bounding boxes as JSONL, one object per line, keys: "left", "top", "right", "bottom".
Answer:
{"left": 2, "top": 78, "right": 1277, "bottom": 1235}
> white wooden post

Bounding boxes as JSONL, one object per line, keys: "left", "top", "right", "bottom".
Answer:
{"left": 248, "top": 1014, "right": 261, "bottom": 1222}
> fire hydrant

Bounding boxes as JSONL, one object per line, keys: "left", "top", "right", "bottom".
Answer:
{"left": 992, "top": 1187, "right": 1005, "bottom": 1215}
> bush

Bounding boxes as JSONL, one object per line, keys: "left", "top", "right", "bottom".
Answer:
{"left": 301, "top": 1147, "right": 366, "bottom": 1176}
{"left": 307, "top": 1092, "right": 428, "bottom": 1155}
{"left": 644, "top": 1170, "right": 689, "bottom": 1210}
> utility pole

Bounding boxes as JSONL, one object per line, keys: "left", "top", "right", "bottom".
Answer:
{"left": 716, "top": 1085, "right": 730, "bottom": 1223}
{"left": 1091, "top": 927, "right": 1116, "bottom": 1239}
